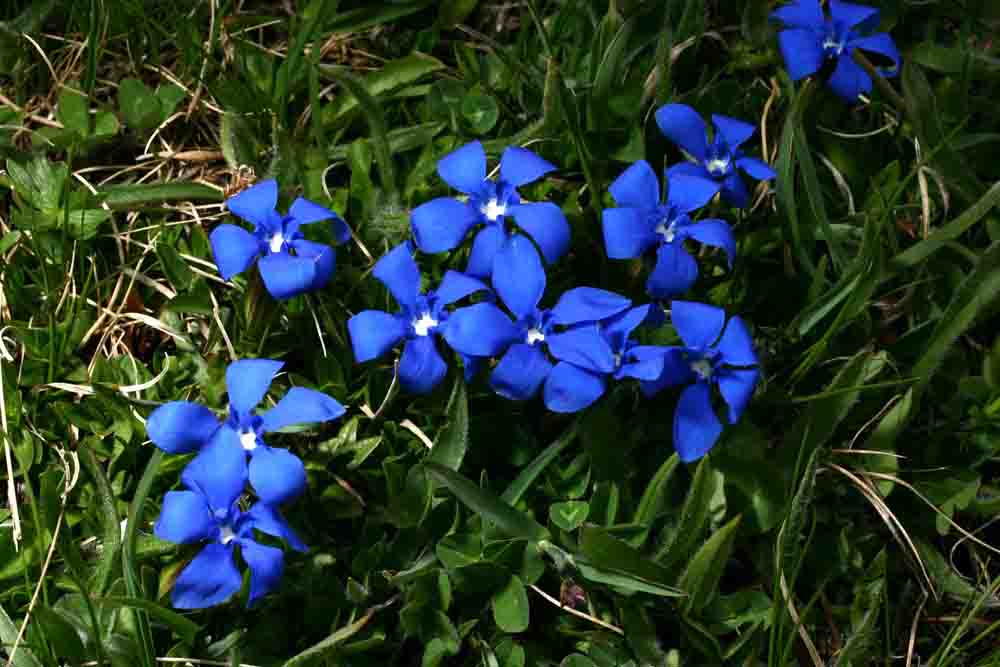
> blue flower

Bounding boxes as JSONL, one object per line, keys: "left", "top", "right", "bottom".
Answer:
{"left": 602, "top": 160, "right": 736, "bottom": 299}
{"left": 485, "top": 235, "right": 632, "bottom": 401}
{"left": 544, "top": 305, "right": 669, "bottom": 414}
{"left": 771, "top": 0, "right": 900, "bottom": 102}
{"left": 146, "top": 358, "right": 345, "bottom": 505}
{"left": 410, "top": 141, "right": 570, "bottom": 279}
{"left": 654, "top": 104, "right": 776, "bottom": 208}
{"left": 348, "top": 242, "right": 519, "bottom": 394}
{"left": 210, "top": 179, "right": 351, "bottom": 300}
{"left": 154, "top": 436, "right": 306, "bottom": 609}
{"left": 641, "top": 301, "right": 760, "bottom": 463}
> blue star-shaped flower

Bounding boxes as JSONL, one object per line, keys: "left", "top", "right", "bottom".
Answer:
{"left": 771, "top": 0, "right": 900, "bottom": 102}
{"left": 603, "top": 160, "right": 736, "bottom": 299}
{"left": 154, "top": 437, "right": 306, "bottom": 609}
{"left": 146, "top": 358, "right": 345, "bottom": 505}
{"left": 347, "top": 242, "right": 519, "bottom": 394}
{"left": 410, "top": 141, "right": 570, "bottom": 279}
{"left": 654, "top": 104, "right": 776, "bottom": 208}
{"left": 210, "top": 179, "right": 351, "bottom": 300}
{"left": 641, "top": 301, "right": 760, "bottom": 462}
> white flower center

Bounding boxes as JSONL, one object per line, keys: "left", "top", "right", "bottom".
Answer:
{"left": 219, "top": 524, "right": 236, "bottom": 545}
{"left": 706, "top": 157, "right": 730, "bottom": 175}
{"left": 526, "top": 328, "right": 545, "bottom": 345}
{"left": 613, "top": 352, "right": 622, "bottom": 369}
{"left": 481, "top": 198, "right": 506, "bottom": 222}
{"left": 655, "top": 221, "right": 676, "bottom": 243}
{"left": 691, "top": 359, "right": 713, "bottom": 380}
{"left": 412, "top": 312, "right": 438, "bottom": 337}
{"left": 823, "top": 37, "right": 845, "bottom": 55}
{"left": 239, "top": 429, "right": 258, "bottom": 451}
{"left": 269, "top": 232, "right": 285, "bottom": 253}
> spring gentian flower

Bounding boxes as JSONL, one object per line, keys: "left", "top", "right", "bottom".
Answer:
{"left": 543, "top": 305, "right": 668, "bottom": 413}
{"left": 410, "top": 141, "right": 570, "bottom": 279}
{"left": 602, "top": 160, "right": 735, "bottom": 299}
{"left": 771, "top": 0, "right": 900, "bottom": 102}
{"left": 487, "top": 235, "right": 632, "bottom": 401}
{"left": 348, "top": 242, "right": 518, "bottom": 394}
{"left": 655, "top": 104, "right": 775, "bottom": 208}
{"left": 154, "top": 435, "right": 306, "bottom": 609}
{"left": 641, "top": 301, "right": 759, "bottom": 462}
{"left": 210, "top": 179, "right": 351, "bottom": 300}
{"left": 146, "top": 358, "right": 345, "bottom": 505}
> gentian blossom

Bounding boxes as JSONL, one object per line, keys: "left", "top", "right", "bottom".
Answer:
{"left": 486, "top": 235, "right": 632, "bottom": 402}
{"left": 641, "top": 301, "right": 759, "bottom": 462}
{"left": 771, "top": 0, "right": 900, "bottom": 102}
{"left": 348, "top": 242, "right": 519, "bottom": 394}
{"left": 602, "top": 160, "right": 736, "bottom": 298}
{"left": 655, "top": 104, "right": 776, "bottom": 208}
{"left": 154, "top": 434, "right": 306, "bottom": 609}
{"left": 410, "top": 141, "right": 570, "bottom": 279}
{"left": 210, "top": 179, "right": 351, "bottom": 300}
{"left": 146, "top": 358, "right": 345, "bottom": 505}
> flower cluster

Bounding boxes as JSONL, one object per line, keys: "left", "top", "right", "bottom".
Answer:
{"left": 147, "top": 359, "right": 344, "bottom": 608}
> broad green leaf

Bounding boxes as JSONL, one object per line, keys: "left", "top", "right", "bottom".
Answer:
{"left": 461, "top": 91, "right": 499, "bottom": 135}
{"left": 428, "top": 377, "right": 468, "bottom": 470}
{"left": 96, "top": 182, "right": 223, "bottom": 209}
{"left": 0, "top": 603, "right": 43, "bottom": 667}
{"left": 492, "top": 575, "right": 529, "bottom": 633}
{"left": 118, "top": 78, "right": 163, "bottom": 131}
{"left": 579, "top": 524, "right": 682, "bottom": 597}
{"left": 33, "top": 607, "right": 86, "bottom": 664}
{"left": 676, "top": 515, "right": 742, "bottom": 613}
{"left": 501, "top": 422, "right": 578, "bottom": 505}
{"left": 321, "top": 53, "right": 445, "bottom": 125}
{"left": 56, "top": 88, "right": 89, "bottom": 136}
{"left": 632, "top": 453, "right": 679, "bottom": 527}
{"left": 549, "top": 501, "right": 589, "bottom": 532}
{"left": 657, "top": 457, "right": 723, "bottom": 567}
{"left": 65, "top": 208, "right": 110, "bottom": 240}
{"left": 94, "top": 597, "right": 199, "bottom": 645}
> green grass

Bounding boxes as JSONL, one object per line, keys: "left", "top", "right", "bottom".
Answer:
{"left": 2, "top": 0, "right": 1000, "bottom": 665}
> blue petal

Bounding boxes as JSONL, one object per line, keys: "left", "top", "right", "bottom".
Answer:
{"left": 608, "top": 160, "right": 660, "bottom": 209}
{"left": 509, "top": 202, "right": 570, "bottom": 264}
{"left": 438, "top": 141, "right": 487, "bottom": 194}
{"left": 717, "top": 368, "right": 759, "bottom": 424}
{"left": 226, "top": 359, "right": 283, "bottom": 414}
{"left": 777, "top": 28, "right": 825, "bottom": 81}
{"left": 654, "top": 104, "right": 708, "bottom": 161}
{"left": 493, "top": 234, "right": 545, "bottom": 319}
{"left": 210, "top": 224, "right": 261, "bottom": 280}
{"left": 602, "top": 208, "right": 655, "bottom": 259}
{"left": 546, "top": 326, "right": 616, "bottom": 374}
{"left": 465, "top": 225, "right": 506, "bottom": 279}
{"left": 154, "top": 491, "right": 216, "bottom": 544}
{"left": 434, "top": 271, "right": 490, "bottom": 306}
{"left": 711, "top": 115, "right": 757, "bottom": 150}
{"left": 715, "top": 315, "right": 758, "bottom": 366}
{"left": 664, "top": 172, "right": 721, "bottom": 214}
{"left": 619, "top": 346, "right": 668, "bottom": 381}
{"left": 411, "top": 197, "right": 480, "bottom": 253}
{"left": 226, "top": 179, "right": 278, "bottom": 227}
{"left": 146, "top": 401, "right": 220, "bottom": 454}
{"left": 829, "top": 0, "right": 879, "bottom": 30}
{"left": 261, "top": 387, "right": 345, "bottom": 433}
{"left": 670, "top": 300, "right": 726, "bottom": 350}
{"left": 827, "top": 55, "right": 871, "bottom": 102}
{"left": 347, "top": 310, "right": 406, "bottom": 363}
{"left": 249, "top": 446, "right": 307, "bottom": 505}
{"left": 500, "top": 146, "right": 556, "bottom": 187}
{"left": 290, "top": 239, "right": 335, "bottom": 291}
{"left": 441, "top": 303, "right": 519, "bottom": 357}
{"left": 398, "top": 336, "right": 447, "bottom": 394}
{"left": 770, "top": 0, "right": 824, "bottom": 28}
{"left": 373, "top": 241, "right": 420, "bottom": 310}
{"left": 181, "top": 427, "right": 248, "bottom": 512}
{"left": 640, "top": 347, "right": 696, "bottom": 397}
{"left": 684, "top": 219, "right": 737, "bottom": 266}
{"left": 673, "top": 382, "right": 723, "bottom": 463}
{"left": 852, "top": 33, "right": 900, "bottom": 75}
{"left": 668, "top": 161, "right": 715, "bottom": 180}
{"left": 543, "top": 362, "right": 607, "bottom": 413}
{"left": 258, "top": 252, "right": 318, "bottom": 300}
{"left": 289, "top": 197, "right": 336, "bottom": 224}
{"left": 241, "top": 539, "right": 285, "bottom": 606}
{"left": 247, "top": 503, "right": 308, "bottom": 552}
{"left": 603, "top": 304, "right": 652, "bottom": 351}
{"left": 646, "top": 243, "right": 698, "bottom": 299}
{"left": 736, "top": 157, "right": 777, "bottom": 182}
{"left": 489, "top": 344, "right": 553, "bottom": 401}
{"left": 550, "top": 287, "right": 631, "bottom": 326}
{"left": 172, "top": 542, "right": 242, "bottom": 609}
{"left": 720, "top": 171, "right": 750, "bottom": 208}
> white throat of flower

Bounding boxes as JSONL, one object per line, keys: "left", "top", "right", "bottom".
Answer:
{"left": 526, "top": 328, "right": 545, "bottom": 345}
{"left": 691, "top": 359, "right": 713, "bottom": 380}
{"left": 412, "top": 312, "right": 438, "bottom": 337}
{"left": 219, "top": 524, "right": 236, "bottom": 545}
{"left": 481, "top": 198, "right": 506, "bottom": 222}
{"left": 239, "top": 429, "right": 258, "bottom": 451}
{"left": 706, "top": 157, "right": 730, "bottom": 175}
{"left": 269, "top": 232, "right": 285, "bottom": 253}
{"left": 822, "top": 37, "right": 845, "bottom": 55}
{"left": 655, "top": 220, "right": 677, "bottom": 243}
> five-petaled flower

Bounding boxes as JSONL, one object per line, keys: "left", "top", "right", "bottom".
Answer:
{"left": 641, "top": 301, "right": 760, "bottom": 463}
{"left": 603, "top": 160, "right": 736, "bottom": 299}
{"left": 410, "top": 141, "right": 570, "bottom": 280}
{"left": 771, "top": 0, "right": 900, "bottom": 102}
{"left": 146, "top": 358, "right": 345, "bottom": 505}
{"left": 211, "top": 179, "right": 351, "bottom": 300}
{"left": 154, "top": 435, "right": 306, "bottom": 609}
{"left": 348, "top": 242, "right": 520, "bottom": 394}
{"left": 655, "top": 104, "right": 776, "bottom": 209}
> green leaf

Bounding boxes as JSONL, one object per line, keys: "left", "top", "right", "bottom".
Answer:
{"left": 424, "top": 463, "right": 550, "bottom": 542}
{"left": 96, "top": 182, "right": 223, "bottom": 209}
{"left": 437, "top": 0, "right": 478, "bottom": 26}
{"left": 632, "top": 453, "right": 679, "bottom": 527}
{"left": 118, "top": 78, "right": 162, "bottom": 131}
{"left": 0, "top": 603, "right": 43, "bottom": 667}
{"left": 461, "top": 91, "right": 499, "bottom": 134}
{"left": 502, "top": 422, "right": 578, "bottom": 505}
{"left": 79, "top": 444, "right": 119, "bottom": 596}
{"left": 657, "top": 457, "right": 723, "bottom": 567}
{"left": 93, "top": 597, "right": 200, "bottom": 645}
{"left": 156, "top": 243, "right": 193, "bottom": 292}
{"left": 578, "top": 524, "right": 683, "bottom": 597}
{"left": 321, "top": 53, "right": 445, "bottom": 126}
{"left": 549, "top": 501, "right": 589, "bottom": 532}
{"left": 285, "top": 607, "right": 377, "bottom": 667}
{"left": 56, "top": 88, "right": 89, "bottom": 136}
{"left": 428, "top": 377, "right": 468, "bottom": 470}
{"left": 33, "top": 606, "right": 87, "bottom": 664}
{"left": 492, "top": 575, "right": 530, "bottom": 633}
{"left": 676, "top": 515, "right": 742, "bottom": 613}
{"left": 65, "top": 208, "right": 110, "bottom": 240}
{"left": 559, "top": 656, "right": 598, "bottom": 667}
